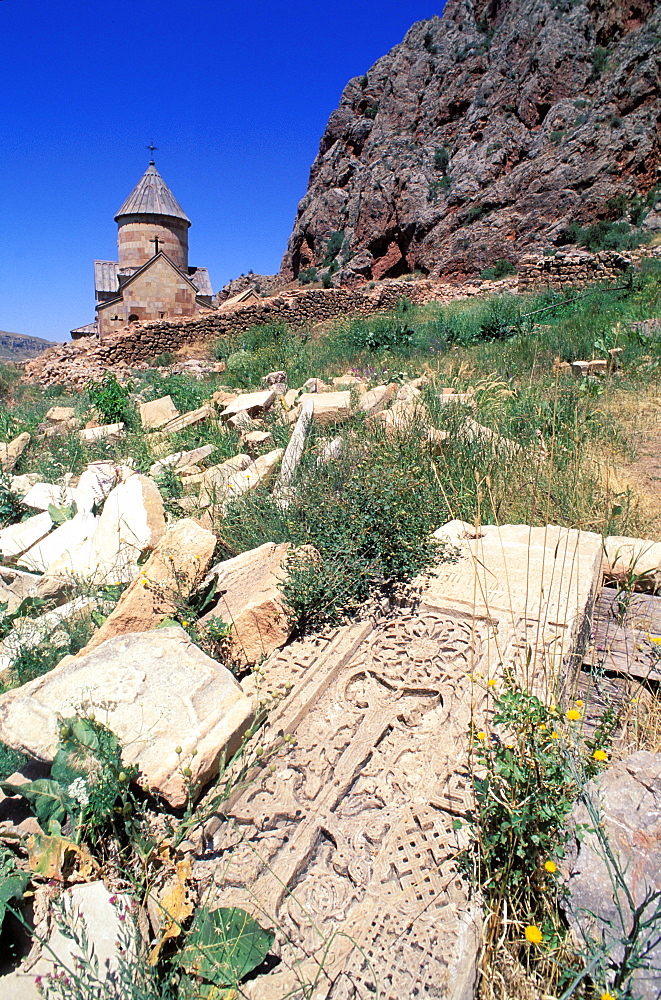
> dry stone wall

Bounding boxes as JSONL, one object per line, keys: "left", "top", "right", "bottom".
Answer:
{"left": 518, "top": 248, "right": 660, "bottom": 289}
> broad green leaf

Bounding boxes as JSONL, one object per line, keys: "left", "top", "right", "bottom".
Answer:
{"left": 178, "top": 907, "right": 274, "bottom": 987}
{"left": 48, "top": 503, "right": 74, "bottom": 526}
{"left": 1, "top": 779, "right": 73, "bottom": 833}
{"left": 0, "top": 871, "right": 30, "bottom": 930}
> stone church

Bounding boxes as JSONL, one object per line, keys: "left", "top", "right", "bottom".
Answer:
{"left": 72, "top": 160, "right": 213, "bottom": 340}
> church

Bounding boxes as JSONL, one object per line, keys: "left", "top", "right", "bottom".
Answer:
{"left": 71, "top": 159, "right": 213, "bottom": 340}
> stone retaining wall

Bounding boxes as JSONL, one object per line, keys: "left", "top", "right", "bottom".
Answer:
{"left": 518, "top": 247, "right": 659, "bottom": 288}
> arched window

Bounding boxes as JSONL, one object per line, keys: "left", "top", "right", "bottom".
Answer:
{"left": 128, "top": 314, "right": 139, "bottom": 323}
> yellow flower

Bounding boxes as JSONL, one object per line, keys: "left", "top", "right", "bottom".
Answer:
{"left": 593, "top": 749, "right": 608, "bottom": 762}
{"left": 649, "top": 636, "right": 661, "bottom": 645}
{"left": 487, "top": 678, "right": 497, "bottom": 687}
{"left": 524, "top": 925, "right": 543, "bottom": 945}
{"left": 576, "top": 699, "right": 584, "bottom": 707}
{"left": 476, "top": 731, "right": 487, "bottom": 741}
{"left": 550, "top": 731, "right": 560, "bottom": 739}
{"left": 181, "top": 620, "right": 189, "bottom": 628}
{"left": 566, "top": 708, "right": 581, "bottom": 721}
{"left": 544, "top": 860, "right": 557, "bottom": 874}
{"left": 600, "top": 992, "right": 616, "bottom": 1000}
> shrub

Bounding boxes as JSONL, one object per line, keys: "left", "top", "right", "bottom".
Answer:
{"left": 86, "top": 373, "right": 135, "bottom": 426}
{"left": 549, "top": 129, "right": 565, "bottom": 143}
{"left": 480, "top": 259, "right": 518, "bottom": 280}
{"left": 152, "top": 351, "right": 175, "bottom": 367}
{"left": 321, "top": 230, "right": 345, "bottom": 267}
{"left": 298, "top": 267, "right": 318, "bottom": 285}
{"left": 434, "top": 147, "right": 450, "bottom": 173}
{"left": 591, "top": 45, "right": 609, "bottom": 77}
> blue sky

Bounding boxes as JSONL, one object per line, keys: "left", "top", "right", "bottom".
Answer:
{"left": 0, "top": 0, "right": 445, "bottom": 342}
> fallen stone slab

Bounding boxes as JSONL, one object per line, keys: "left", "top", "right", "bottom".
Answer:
{"left": 0, "top": 882, "right": 138, "bottom": 1000}
{"left": 139, "top": 394, "right": 179, "bottom": 430}
{"left": 424, "top": 522, "right": 604, "bottom": 693}
{"left": 572, "top": 359, "right": 608, "bottom": 377}
{"left": 21, "top": 482, "right": 77, "bottom": 511}
{"left": 200, "top": 608, "right": 484, "bottom": 999}
{"left": 45, "top": 405, "right": 76, "bottom": 423}
{"left": 80, "top": 517, "right": 216, "bottom": 652}
{"left": 358, "top": 382, "right": 398, "bottom": 416}
{"left": 368, "top": 399, "right": 431, "bottom": 437}
{"left": 9, "top": 473, "right": 40, "bottom": 496}
{"left": 0, "top": 432, "right": 30, "bottom": 473}
{"left": 459, "top": 418, "right": 519, "bottom": 457}
{"left": 200, "top": 541, "right": 292, "bottom": 666}
{"left": 0, "top": 627, "right": 253, "bottom": 807}
{"left": 0, "top": 511, "right": 53, "bottom": 559}
{"left": 316, "top": 435, "right": 343, "bottom": 465}
{"left": 79, "top": 422, "right": 125, "bottom": 443}
{"left": 242, "top": 429, "right": 274, "bottom": 453}
{"left": 80, "top": 473, "right": 166, "bottom": 584}
{"left": 149, "top": 443, "right": 216, "bottom": 477}
{"left": 182, "top": 454, "right": 252, "bottom": 496}
{"left": 74, "top": 461, "right": 123, "bottom": 511}
{"left": 39, "top": 417, "right": 81, "bottom": 440}
{"left": 297, "top": 390, "right": 351, "bottom": 425}
{"left": 18, "top": 510, "right": 98, "bottom": 574}
{"left": 603, "top": 535, "right": 661, "bottom": 591}
{"left": 273, "top": 397, "right": 313, "bottom": 505}
{"left": 203, "top": 448, "right": 283, "bottom": 509}
{"left": 152, "top": 404, "right": 214, "bottom": 439}
{"left": 220, "top": 389, "right": 276, "bottom": 421}
{"left": 300, "top": 377, "right": 328, "bottom": 392}
{"left": 565, "top": 751, "right": 661, "bottom": 1000}
{"left": 438, "top": 388, "right": 474, "bottom": 406}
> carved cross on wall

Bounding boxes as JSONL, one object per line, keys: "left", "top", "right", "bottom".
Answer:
{"left": 149, "top": 236, "right": 161, "bottom": 256}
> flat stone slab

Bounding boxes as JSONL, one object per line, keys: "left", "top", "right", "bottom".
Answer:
{"left": 565, "top": 751, "right": 661, "bottom": 1000}
{"left": 0, "top": 627, "right": 253, "bottom": 808}
{"left": 221, "top": 389, "right": 276, "bottom": 420}
{"left": 200, "top": 609, "right": 487, "bottom": 1000}
{"left": 79, "top": 422, "right": 125, "bottom": 443}
{"left": 425, "top": 522, "right": 603, "bottom": 692}
{"left": 297, "top": 390, "right": 351, "bottom": 425}
{"left": 0, "top": 511, "right": 53, "bottom": 559}
{"left": 139, "top": 394, "right": 179, "bottom": 430}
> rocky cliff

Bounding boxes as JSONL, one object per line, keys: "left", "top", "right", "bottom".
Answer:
{"left": 280, "top": 0, "right": 660, "bottom": 283}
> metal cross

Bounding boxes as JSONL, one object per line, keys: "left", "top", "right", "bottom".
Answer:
{"left": 146, "top": 141, "right": 158, "bottom": 160}
{"left": 149, "top": 236, "right": 161, "bottom": 255}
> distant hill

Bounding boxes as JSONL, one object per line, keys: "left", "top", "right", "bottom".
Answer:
{"left": 0, "top": 331, "right": 54, "bottom": 363}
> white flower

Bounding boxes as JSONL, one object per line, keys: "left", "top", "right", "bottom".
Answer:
{"left": 68, "top": 777, "right": 90, "bottom": 808}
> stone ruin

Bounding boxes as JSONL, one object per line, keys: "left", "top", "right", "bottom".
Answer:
{"left": 192, "top": 523, "right": 604, "bottom": 999}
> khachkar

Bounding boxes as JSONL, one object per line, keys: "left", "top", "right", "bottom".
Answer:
{"left": 194, "top": 524, "right": 604, "bottom": 999}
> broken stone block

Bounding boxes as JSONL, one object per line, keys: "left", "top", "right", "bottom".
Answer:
{"left": 564, "top": 751, "right": 661, "bottom": 1000}
{"left": 423, "top": 522, "right": 603, "bottom": 691}
{"left": 149, "top": 443, "right": 216, "bottom": 477}
{"left": 220, "top": 389, "right": 276, "bottom": 421}
{"left": 332, "top": 373, "right": 365, "bottom": 388}
{"left": 572, "top": 359, "right": 608, "bottom": 377}
{"left": 0, "top": 511, "right": 53, "bottom": 559}
{"left": 45, "top": 406, "right": 76, "bottom": 423}
{"left": 200, "top": 542, "right": 292, "bottom": 666}
{"left": 226, "top": 410, "right": 262, "bottom": 432}
{"left": 358, "top": 382, "right": 398, "bottom": 416}
{"left": 21, "top": 482, "right": 77, "bottom": 511}
{"left": 0, "top": 882, "right": 139, "bottom": 999}
{"left": 9, "top": 473, "right": 40, "bottom": 497}
{"left": 201, "top": 608, "right": 483, "bottom": 999}
{"left": 603, "top": 535, "right": 661, "bottom": 591}
{"left": 202, "top": 449, "right": 283, "bottom": 509}
{"left": 300, "top": 377, "right": 328, "bottom": 393}
{"left": 0, "top": 432, "right": 30, "bottom": 473}
{"left": 80, "top": 517, "right": 216, "bottom": 652}
{"left": 181, "top": 454, "right": 252, "bottom": 494}
{"left": 242, "top": 430, "right": 274, "bottom": 454}
{"left": 0, "top": 627, "right": 252, "bottom": 807}
{"left": 211, "top": 389, "right": 239, "bottom": 409}
{"left": 79, "top": 422, "right": 125, "bottom": 443}
{"left": 396, "top": 383, "right": 421, "bottom": 402}
{"left": 139, "top": 394, "right": 180, "bottom": 430}
{"left": 261, "top": 370, "right": 288, "bottom": 387}
{"left": 369, "top": 399, "right": 430, "bottom": 437}
{"left": 316, "top": 435, "right": 343, "bottom": 465}
{"left": 438, "top": 388, "right": 474, "bottom": 405}
{"left": 18, "top": 510, "right": 98, "bottom": 574}
{"left": 81, "top": 473, "right": 166, "bottom": 584}
{"left": 74, "top": 461, "right": 122, "bottom": 511}
{"left": 38, "top": 417, "right": 81, "bottom": 440}
{"left": 153, "top": 404, "right": 214, "bottom": 438}
{"left": 297, "top": 390, "right": 351, "bottom": 425}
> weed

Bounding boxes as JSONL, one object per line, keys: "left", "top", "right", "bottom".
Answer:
{"left": 480, "top": 259, "right": 518, "bottom": 281}
{"left": 86, "top": 373, "right": 135, "bottom": 427}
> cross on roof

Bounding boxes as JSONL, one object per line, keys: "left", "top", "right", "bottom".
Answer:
{"left": 146, "top": 141, "right": 158, "bottom": 162}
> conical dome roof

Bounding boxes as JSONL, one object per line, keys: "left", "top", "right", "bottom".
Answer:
{"left": 115, "top": 162, "right": 190, "bottom": 224}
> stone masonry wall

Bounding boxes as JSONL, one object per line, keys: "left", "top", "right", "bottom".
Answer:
{"left": 518, "top": 248, "right": 659, "bottom": 289}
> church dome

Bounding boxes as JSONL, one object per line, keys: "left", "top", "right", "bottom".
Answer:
{"left": 114, "top": 162, "right": 190, "bottom": 225}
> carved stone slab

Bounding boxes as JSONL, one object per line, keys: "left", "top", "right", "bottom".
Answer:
{"left": 199, "top": 611, "right": 488, "bottom": 1000}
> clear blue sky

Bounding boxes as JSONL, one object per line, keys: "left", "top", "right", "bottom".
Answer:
{"left": 0, "top": 0, "right": 445, "bottom": 342}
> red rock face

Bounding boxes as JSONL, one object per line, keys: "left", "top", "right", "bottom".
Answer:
{"left": 280, "top": 0, "right": 661, "bottom": 283}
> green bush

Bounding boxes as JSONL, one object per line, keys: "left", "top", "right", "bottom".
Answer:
{"left": 591, "top": 45, "right": 609, "bottom": 77}
{"left": 480, "top": 259, "right": 517, "bottom": 280}
{"left": 86, "top": 373, "right": 135, "bottom": 426}
{"left": 321, "top": 231, "right": 345, "bottom": 267}
{"left": 434, "top": 147, "right": 450, "bottom": 172}
{"left": 298, "top": 267, "right": 318, "bottom": 285}
{"left": 567, "top": 219, "right": 644, "bottom": 252}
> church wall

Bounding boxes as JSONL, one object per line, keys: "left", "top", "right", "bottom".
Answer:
{"left": 117, "top": 215, "right": 189, "bottom": 270}
{"left": 97, "top": 256, "right": 199, "bottom": 338}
